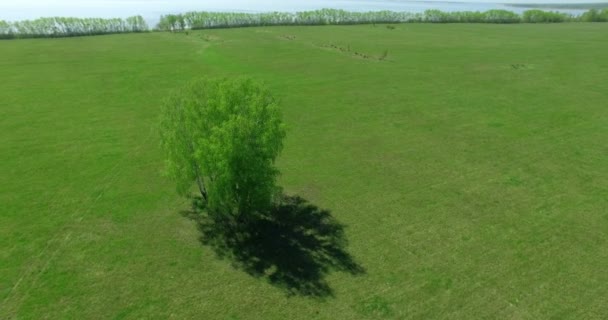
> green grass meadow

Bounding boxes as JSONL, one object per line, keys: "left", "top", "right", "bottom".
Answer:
{"left": 1, "top": 23, "right": 608, "bottom": 319}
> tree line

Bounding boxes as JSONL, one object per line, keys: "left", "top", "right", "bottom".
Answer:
{"left": 2, "top": 8, "right": 607, "bottom": 39}
{"left": 0, "top": 16, "right": 148, "bottom": 39}
{"left": 157, "top": 8, "right": 608, "bottom": 31}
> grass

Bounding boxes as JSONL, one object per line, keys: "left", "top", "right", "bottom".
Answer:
{"left": 1, "top": 23, "right": 607, "bottom": 319}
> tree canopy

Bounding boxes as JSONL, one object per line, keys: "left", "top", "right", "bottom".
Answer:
{"left": 0, "top": 16, "right": 148, "bottom": 39}
{"left": 160, "top": 77, "right": 286, "bottom": 218}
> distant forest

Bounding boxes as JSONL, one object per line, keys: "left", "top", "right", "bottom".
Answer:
{"left": 2, "top": 8, "right": 608, "bottom": 40}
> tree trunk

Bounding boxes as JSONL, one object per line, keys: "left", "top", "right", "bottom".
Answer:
{"left": 195, "top": 173, "right": 207, "bottom": 201}
{"left": 187, "top": 140, "right": 207, "bottom": 202}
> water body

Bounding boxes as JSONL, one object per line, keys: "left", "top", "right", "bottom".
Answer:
{"left": 0, "top": 0, "right": 592, "bottom": 25}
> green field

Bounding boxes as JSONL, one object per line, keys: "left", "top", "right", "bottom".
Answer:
{"left": 1, "top": 23, "right": 608, "bottom": 319}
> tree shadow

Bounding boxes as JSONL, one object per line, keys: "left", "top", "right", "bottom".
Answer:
{"left": 181, "top": 194, "right": 365, "bottom": 297}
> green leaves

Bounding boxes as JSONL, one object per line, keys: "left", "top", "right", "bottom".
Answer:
{"left": 581, "top": 8, "right": 608, "bottom": 22}
{"left": 155, "top": 9, "right": 607, "bottom": 31}
{"left": 1, "top": 16, "right": 148, "bottom": 39}
{"left": 0, "top": 20, "right": 13, "bottom": 39}
{"left": 160, "top": 77, "right": 286, "bottom": 217}
{"left": 523, "top": 10, "right": 572, "bottom": 23}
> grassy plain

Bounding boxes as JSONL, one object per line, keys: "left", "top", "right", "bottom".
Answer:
{"left": 1, "top": 23, "right": 607, "bottom": 319}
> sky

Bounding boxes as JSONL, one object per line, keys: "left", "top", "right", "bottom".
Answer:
{"left": 2, "top": 0, "right": 607, "bottom": 4}
{"left": 0, "top": 0, "right": 602, "bottom": 22}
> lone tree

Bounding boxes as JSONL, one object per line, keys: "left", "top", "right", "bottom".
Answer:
{"left": 160, "top": 77, "right": 286, "bottom": 219}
